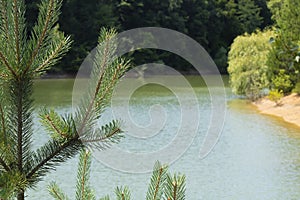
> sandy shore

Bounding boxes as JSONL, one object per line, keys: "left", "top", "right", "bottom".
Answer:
{"left": 253, "top": 93, "right": 300, "bottom": 127}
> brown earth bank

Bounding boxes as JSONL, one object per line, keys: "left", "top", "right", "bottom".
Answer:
{"left": 254, "top": 93, "right": 300, "bottom": 128}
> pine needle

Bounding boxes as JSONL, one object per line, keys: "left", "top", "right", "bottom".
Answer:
{"left": 146, "top": 161, "right": 168, "bottom": 200}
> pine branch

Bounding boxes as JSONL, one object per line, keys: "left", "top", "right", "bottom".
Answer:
{"left": 40, "top": 109, "right": 70, "bottom": 140}
{"left": 76, "top": 28, "right": 130, "bottom": 136}
{"left": 80, "top": 152, "right": 87, "bottom": 200}
{"left": 80, "top": 120, "right": 124, "bottom": 150}
{"left": 163, "top": 173, "right": 186, "bottom": 200}
{"left": 0, "top": 51, "right": 17, "bottom": 77}
{"left": 115, "top": 186, "right": 131, "bottom": 200}
{"left": 92, "top": 29, "right": 118, "bottom": 97}
{"left": 172, "top": 182, "right": 177, "bottom": 200}
{"left": 0, "top": 100, "right": 13, "bottom": 171}
{"left": 48, "top": 182, "right": 69, "bottom": 200}
{"left": 0, "top": 1, "right": 74, "bottom": 198}
{"left": 24, "top": 0, "right": 54, "bottom": 74}
{"left": 94, "top": 59, "right": 130, "bottom": 110}
{"left": 78, "top": 150, "right": 88, "bottom": 200}
{"left": 1, "top": 76, "right": 34, "bottom": 197}
{"left": 0, "top": 0, "right": 10, "bottom": 41}
{"left": 26, "top": 137, "right": 83, "bottom": 183}
{"left": 0, "top": 157, "right": 9, "bottom": 171}
{"left": 46, "top": 115, "right": 67, "bottom": 139}
{"left": 99, "top": 196, "right": 110, "bottom": 200}
{"left": 34, "top": 34, "right": 72, "bottom": 73}
{"left": 6, "top": 77, "right": 34, "bottom": 174}
{"left": 47, "top": 150, "right": 96, "bottom": 200}
{"left": 12, "top": 0, "right": 20, "bottom": 66}
{"left": 76, "top": 37, "right": 112, "bottom": 135}
{"left": 75, "top": 58, "right": 129, "bottom": 138}
{"left": 16, "top": 81, "right": 24, "bottom": 171}
{"left": 0, "top": 170, "right": 27, "bottom": 199}
{"left": 3, "top": 77, "right": 33, "bottom": 176}
{"left": 45, "top": 158, "right": 187, "bottom": 200}
{"left": 146, "top": 161, "right": 168, "bottom": 200}
{"left": 75, "top": 150, "right": 94, "bottom": 200}
{"left": 24, "top": 0, "right": 61, "bottom": 76}
{"left": 0, "top": 132, "right": 15, "bottom": 172}
{"left": 0, "top": 103, "right": 7, "bottom": 144}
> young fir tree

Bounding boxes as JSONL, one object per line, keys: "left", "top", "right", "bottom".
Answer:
{"left": 49, "top": 150, "right": 186, "bottom": 200}
{"left": 0, "top": 0, "right": 129, "bottom": 199}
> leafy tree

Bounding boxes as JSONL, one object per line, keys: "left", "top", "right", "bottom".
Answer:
{"left": 271, "top": 69, "right": 293, "bottom": 94}
{"left": 49, "top": 150, "right": 186, "bottom": 200}
{"left": 23, "top": 0, "right": 273, "bottom": 74}
{"left": 270, "top": 0, "right": 300, "bottom": 40}
{"left": 0, "top": 0, "right": 129, "bottom": 199}
{"left": 118, "top": 0, "right": 186, "bottom": 30}
{"left": 182, "top": 0, "right": 209, "bottom": 48}
{"left": 267, "top": 31, "right": 299, "bottom": 93}
{"left": 267, "top": 0, "right": 283, "bottom": 21}
{"left": 292, "top": 81, "right": 300, "bottom": 95}
{"left": 228, "top": 29, "right": 273, "bottom": 100}
{"left": 236, "top": 0, "right": 263, "bottom": 33}
{"left": 196, "top": 0, "right": 267, "bottom": 73}
{"left": 253, "top": 0, "right": 273, "bottom": 28}
{"left": 57, "top": 0, "right": 120, "bottom": 74}
{"left": 267, "top": 0, "right": 300, "bottom": 93}
{"left": 117, "top": 0, "right": 192, "bottom": 72}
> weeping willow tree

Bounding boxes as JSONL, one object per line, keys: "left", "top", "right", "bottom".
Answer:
{"left": 228, "top": 29, "right": 273, "bottom": 100}
{"left": 49, "top": 150, "right": 186, "bottom": 200}
{"left": 0, "top": 0, "right": 129, "bottom": 199}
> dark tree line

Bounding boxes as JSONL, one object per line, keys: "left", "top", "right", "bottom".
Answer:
{"left": 25, "top": 0, "right": 273, "bottom": 74}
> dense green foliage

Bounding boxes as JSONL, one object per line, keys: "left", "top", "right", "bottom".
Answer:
{"left": 271, "top": 69, "right": 293, "bottom": 94}
{"left": 0, "top": 1, "right": 129, "bottom": 199}
{"left": 293, "top": 82, "right": 300, "bottom": 95}
{"left": 229, "top": 0, "right": 300, "bottom": 98}
{"left": 25, "top": 0, "right": 273, "bottom": 74}
{"left": 49, "top": 150, "right": 186, "bottom": 200}
{"left": 266, "top": 0, "right": 300, "bottom": 93}
{"left": 228, "top": 30, "right": 273, "bottom": 100}
{"left": 268, "top": 89, "right": 283, "bottom": 105}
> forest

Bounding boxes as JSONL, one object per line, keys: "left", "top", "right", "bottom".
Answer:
{"left": 25, "top": 0, "right": 273, "bottom": 74}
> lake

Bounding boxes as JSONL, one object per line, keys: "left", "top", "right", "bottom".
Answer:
{"left": 29, "top": 76, "right": 300, "bottom": 199}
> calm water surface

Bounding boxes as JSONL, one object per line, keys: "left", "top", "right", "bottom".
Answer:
{"left": 29, "top": 77, "right": 300, "bottom": 199}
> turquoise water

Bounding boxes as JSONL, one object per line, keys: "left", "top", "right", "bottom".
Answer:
{"left": 29, "top": 77, "right": 300, "bottom": 199}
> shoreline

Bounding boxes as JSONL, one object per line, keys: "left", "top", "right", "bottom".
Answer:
{"left": 253, "top": 93, "right": 300, "bottom": 128}
{"left": 40, "top": 71, "right": 226, "bottom": 79}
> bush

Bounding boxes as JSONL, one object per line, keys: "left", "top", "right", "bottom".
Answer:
{"left": 228, "top": 29, "right": 274, "bottom": 100}
{"left": 293, "top": 81, "right": 300, "bottom": 95}
{"left": 268, "top": 90, "right": 284, "bottom": 105}
{"left": 271, "top": 69, "right": 294, "bottom": 94}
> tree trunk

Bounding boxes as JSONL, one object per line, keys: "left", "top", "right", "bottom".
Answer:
{"left": 17, "top": 191, "right": 24, "bottom": 200}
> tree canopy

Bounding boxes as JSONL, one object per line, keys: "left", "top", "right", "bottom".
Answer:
{"left": 228, "top": 29, "right": 273, "bottom": 100}
{"left": 25, "top": 0, "right": 273, "bottom": 75}
{"left": 229, "top": 0, "right": 300, "bottom": 98}
{"left": 266, "top": 0, "right": 300, "bottom": 93}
